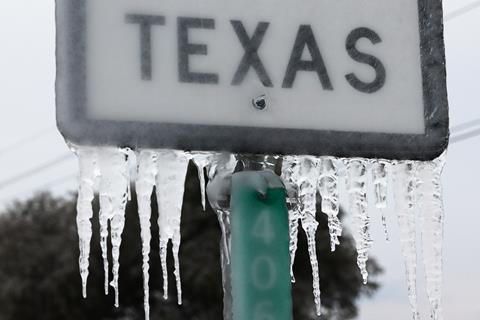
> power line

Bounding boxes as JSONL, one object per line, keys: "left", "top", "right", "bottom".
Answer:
{"left": 449, "top": 117, "right": 480, "bottom": 144}
{"left": 0, "top": 127, "right": 56, "bottom": 158}
{"left": 450, "top": 118, "right": 480, "bottom": 133}
{"left": 451, "top": 127, "right": 480, "bottom": 144}
{"left": 0, "top": 173, "right": 77, "bottom": 206}
{"left": 0, "top": 153, "right": 74, "bottom": 191}
{"left": 445, "top": 0, "right": 480, "bottom": 21}
{"left": 40, "top": 173, "right": 77, "bottom": 190}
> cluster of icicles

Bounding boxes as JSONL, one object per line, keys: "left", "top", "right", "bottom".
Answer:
{"left": 74, "top": 146, "right": 445, "bottom": 320}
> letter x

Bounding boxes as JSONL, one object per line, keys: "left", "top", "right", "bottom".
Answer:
{"left": 231, "top": 21, "right": 273, "bottom": 87}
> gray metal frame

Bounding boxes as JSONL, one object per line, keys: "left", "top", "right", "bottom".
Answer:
{"left": 56, "top": 0, "right": 449, "bottom": 161}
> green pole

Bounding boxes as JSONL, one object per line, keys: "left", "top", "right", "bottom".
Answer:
{"left": 230, "top": 171, "right": 293, "bottom": 320}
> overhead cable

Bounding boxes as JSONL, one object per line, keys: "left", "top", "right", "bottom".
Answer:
{"left": 0, "top": 153, "right": 74, "bottom": 191}
{"left": 445, "top": 0, "right": 480, "bottom": 21}
{"left": 0, "top": 127, "right": 56, "bottom": 158}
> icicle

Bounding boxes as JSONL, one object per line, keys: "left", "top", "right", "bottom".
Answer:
{"left": 155, "top": 150, "right": 190, "bottom": 305}
{"left": 302, "top": 214, "right": 321, "bottom": 316}
{"left": 204, "top": 153, "right": 237, "bottom": 320}
{"left": 346, "top": 158, "right": 371, "bottom": 284}
{"left": 318, "top": 157, "right": 342, "bottom": 251}
{"left": 206, "top": 153, "right": 237, "bottom": 265}
{"left": 172, "top": 231, "right": 183, "bottom": 305}
{"left": 288, "top": 216, "right": 299, "bottom": 283}
{"left": 393, "top": 161, "right": 419, "bottom": 320}
{"left": 136, "top": 151, "right": 158, "bottom": 320}
{"left": 215, "top": 209, "right": 231, "bottom": 265}
{"left": 298, "top": 157, "right": 322, "bottom": 317}
{"left": 98, "top": 148, "right": 130, "bottom": 307}
{"left": 281, "top": 156, "right": 301, "bottom": 282}
{"left": 76, "top": 148, "right": 99, "bottom": 299}
{"left": 192, "top": 153, "right": 212, "bottom": 211}
{"left": 282, "top": 156, "right": 322, "bottom": 316}
{"left": 99, "top": 192, "right": 111, "bottom": 296}
{"left": 206, "top": 153, "right": 237, "bottom": 183}
{"left": 417, "top": 155, "right": 446, "bottom": 320}
{"left": 237, "top": 154, "right": 278, "bottom": 172}
{"left": 159, "top": 239, "right": 169, "bottom": 300}
{"left": 372, "top": 160, "right": 391, "bottom": 241}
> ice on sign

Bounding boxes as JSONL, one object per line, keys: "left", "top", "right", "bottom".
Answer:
{"left": 57, "top": 0, "right": 448, "bottom": 160}
{"left": 57, "top": 0, "right": 448, "bottom": 319}
{"left": 73, "top": 148, "right": 447, "bottom": 320}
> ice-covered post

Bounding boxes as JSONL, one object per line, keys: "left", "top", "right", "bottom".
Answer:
{"left": 230, "top": 170, "right": 293, "bottom": 320}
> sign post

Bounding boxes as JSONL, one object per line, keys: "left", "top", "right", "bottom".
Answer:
{"left": 230, "top": 171, "right": 292, "bottom": 320}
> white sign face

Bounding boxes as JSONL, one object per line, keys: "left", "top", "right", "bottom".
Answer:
{"left": 56, "top": 0, "right": 449, "bottom": 160}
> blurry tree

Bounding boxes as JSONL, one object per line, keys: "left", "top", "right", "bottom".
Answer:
{"left": 0, "top": 163, "right": 381, "bottom": 320}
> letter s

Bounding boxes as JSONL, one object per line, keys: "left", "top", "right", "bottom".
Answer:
{"left": 345, "top": 27, "right": 386, "bottom": 94}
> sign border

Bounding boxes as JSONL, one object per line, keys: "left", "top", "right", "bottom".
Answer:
{"left": 56, "top": 0, "right": 449, "bottom": 161}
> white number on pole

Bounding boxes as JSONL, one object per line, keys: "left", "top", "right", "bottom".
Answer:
{"left": 251, "top": 255, "right": 277, "bottom": 290}
{"left": 252, "top": 211, "right": 275, "bottom": 244}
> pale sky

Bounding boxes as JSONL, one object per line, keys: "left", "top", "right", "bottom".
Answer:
{"left": 0, "top": 1, "right": 479, "bottom": 319}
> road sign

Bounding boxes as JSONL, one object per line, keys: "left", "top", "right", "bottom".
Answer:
{"left": 230, "top": 171, "right": 292, "bottom": 320}
{"left": 56, "top": 0, "right": 448, "bottom": 160}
